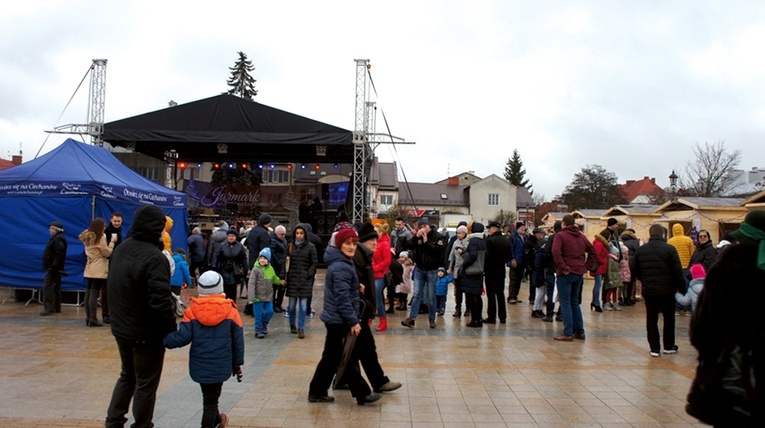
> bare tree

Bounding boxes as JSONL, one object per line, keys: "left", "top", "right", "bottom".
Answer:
{"left": 681, "top": 141, "right": 741, "bottom": 197}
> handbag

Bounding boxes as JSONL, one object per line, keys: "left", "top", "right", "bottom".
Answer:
{"left": 233, "top": 262, "right": 244, "bottom": 278}
{"left": 464, "top": 249, "right": 485, "bottom": 275}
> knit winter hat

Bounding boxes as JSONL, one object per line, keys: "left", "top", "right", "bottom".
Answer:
{"left": 226, "top": 228, "right": 238, "bottom": 236}
{"left": 607, "top": 218, "right": 618, "bottom": 227}
{"left": 334, "top": 228, "right": 359, "bottom": 247}
{"left": 357, "top": 222, "right": 379, "bottom": 243}
{"left": 258, "top": 213, "right": 272, "bottom": 225}
{"left": 690, "top": 264, "right": 706, "bottom": 280}
{"left": 198, "top": 271, "right": 223, "bottom": 295}
{"left": 515, "top": 221, "right": 525, "bottom": 229}
{"left": 398, "top": 251, "right": 409, "bottom": 259}
{"left": 274, "top": 225, "right": 286, "bottom": 236}
{"left": 49, "top": 221, "right": 64, "bottom": 231}
{"left": 258, "top": 247, "right": 272, "bottom": 263}
{"left": 456, "top": 225, "right": 468, "bottom": 235}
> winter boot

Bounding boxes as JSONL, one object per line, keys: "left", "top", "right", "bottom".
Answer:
{"left": 87, "top": 289, "right": 102, "bottom": 326}
{"left": 376, "top": 317, "right": 388, "bottom": 332}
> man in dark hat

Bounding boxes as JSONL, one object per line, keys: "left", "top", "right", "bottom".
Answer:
{"left": 484, "top": 221, "right": 510, "bottom": 323}
{"left": 507, "top": 221, "right": 526, "bottom": 304}
{"left": 40, "top": 221, "right": 68, "bottom": 316}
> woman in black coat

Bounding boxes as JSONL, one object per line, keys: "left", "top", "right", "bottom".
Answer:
{"left": 211, "top": 229, "right": 247, "bottom": 301}
{"left": 285, "top": 224, "right": 318, "bottom": 338}
{"left": 688, "top": 229, "right": 717, "bottom": 273}
{"left": 461, "top": 222, "right": 486, "bottom": 328}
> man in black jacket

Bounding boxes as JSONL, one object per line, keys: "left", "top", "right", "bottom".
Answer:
{"left": 101, "top": 212, "right": 123, "bottom": 323}
{"left": 247, "top": 213, "right": 272, "bottom": 269}
{"left": 541, "top": 221, "right": 562, "bottom": 322}
{"left": 105, "top": 205, "right": 177, "bottom": 428}
{"left": 402, "top": 219, "right": 446, "bottom": 329}
{"left": 631, "top": 224, "right": 686, "bottom": 357}
{"left": 484, "top": 221, "right": 510, "bottom": 324}
{"left": 40, "top": 221, "right": 68, "bottom": 316}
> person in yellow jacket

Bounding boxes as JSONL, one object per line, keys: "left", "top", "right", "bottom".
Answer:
{"left": 667, "top": 223, "right": 695, "bottom": 270}
{"left": 162, "top": 216, "right": 173, "bottom": 252}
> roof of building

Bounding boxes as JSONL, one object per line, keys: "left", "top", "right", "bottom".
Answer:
{"left": 516, "top": 186, "right": 534, "bottom": 208}
{"left": 619, "top": 177, "right": 665, "bottom": 203}
{"left": 0, "top": 159, "right": 16, "bottom": 170}
{"left": 572, "top": 209, "right": 607, "bottom": 218}
{"left": 657, "top": 197, "right": 748, "bottom": 212}
{"left": 377, "top": 161, "right": 398, "bottom": 189}
{"left": 398, "top": 182, "right": 468, "bottom": 207}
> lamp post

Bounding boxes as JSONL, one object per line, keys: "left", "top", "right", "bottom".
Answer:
{"left": 669, "top": 170, "right": 678, "bottom": 200}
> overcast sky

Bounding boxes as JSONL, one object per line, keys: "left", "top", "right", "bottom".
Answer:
{"left": 2, "top": 1, "right": 764, "bottom": 199}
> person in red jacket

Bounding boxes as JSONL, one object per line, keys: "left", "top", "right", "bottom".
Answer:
{"left": 591, "top": 230, "right": 610, "bottom": 312}
{"left": 372, "top": 223, "right": 392, "bottom": 331}
{"left": 551, "top": 215, "right": 598, "bottom": 342}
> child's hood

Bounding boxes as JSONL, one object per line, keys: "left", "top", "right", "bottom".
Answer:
{"left": 186, "top": 295, "right": 236, "bottom": 326}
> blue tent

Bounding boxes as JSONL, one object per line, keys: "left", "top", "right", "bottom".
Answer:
{"left": 0, "top": 138, "right": 188, "bottom": 291}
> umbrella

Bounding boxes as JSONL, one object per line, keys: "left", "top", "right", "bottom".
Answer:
{"left": 333, "top": 299, "right": 365, "bottom": 389}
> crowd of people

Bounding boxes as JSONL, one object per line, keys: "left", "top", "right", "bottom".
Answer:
{"left": 35, "top": 203, "right": 765, "bottom": 426}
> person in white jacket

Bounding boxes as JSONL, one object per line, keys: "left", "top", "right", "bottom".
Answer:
{"left": 676, "top": 264, "right": 705, "bottom": 312}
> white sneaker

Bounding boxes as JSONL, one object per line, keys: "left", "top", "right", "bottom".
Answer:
{"left": 663, "top": 345, "right": 679, "bottom": 354}
{"left": 613, "top": 303, "right": 622, "bottom": 311}
{"left": 650, "top": 351, "right": 660, "bottom": 357}
{"left": 604, "top": 302, "right": 614, "bottom": 311}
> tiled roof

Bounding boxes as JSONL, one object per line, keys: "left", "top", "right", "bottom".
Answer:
{"left": 619, "top": 177, "right": 665, "bottom": 203}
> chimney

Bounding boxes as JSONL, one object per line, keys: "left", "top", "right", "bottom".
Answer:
{"left": 626, "top": 180, "right": 634, "bottom": 186}
{"left": 448, "top": 177, "right": 459, "bottom": 185}
{"left": 11, "top": 155, "right": 22, "bottom": 165}
{"left": 651, "top": 177, "right": 655, "bottom": 184}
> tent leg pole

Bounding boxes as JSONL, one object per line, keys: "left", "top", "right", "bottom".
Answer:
{"left": 2, "top": 288, "right": 18, "bottom": 304}
{"left": 25, "top": 289, "right": 42, "bottom": 307}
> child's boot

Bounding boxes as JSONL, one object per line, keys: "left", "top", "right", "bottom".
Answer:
{"left": 376, "top": 317, "right": 388, "bottom": 331}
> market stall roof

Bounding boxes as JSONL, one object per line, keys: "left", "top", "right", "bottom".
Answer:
{"left": 103, "top": 94, "right": 354, "bottom": 163}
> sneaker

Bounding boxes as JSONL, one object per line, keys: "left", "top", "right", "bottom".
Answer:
{"left": 428, "top": 318, "right": 436, "bottom": 328}
{"left": 284, "top": 311, "right": 289, "bottom": 318}
{"left": 650, "top": 351, "right": 660, "bottom": 357}
{"left": 256, "top": 331, "right": 265, "bottom": 339}
{"left": 531, "top": 310, "right": 545, "bottom": 318}
{"left": 309, "top": 311, "right": 316, "bottom": 318}
{"left": 401, "top": 317, "right": 415, "bottom": 328}
{"left": 663, "top": 345, "right": 679, "bottom": 354}
{"left": 541, "top": 315, "right": 553, "bottom": 322}
{"left": 603, "top": 302, "right": 614, "bottom": 311}
{"left": 613, "top": 303, "right": 622, "bottom": 311}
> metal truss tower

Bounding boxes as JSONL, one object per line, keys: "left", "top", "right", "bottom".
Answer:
{"left": 87, "top": 59, "right": 107, "bottom": 146}
{"left": 351, "top": 59, "right": 372, "bottom": 224}
{"left": 49, "top": 59, "right": 108, "bottom": 146}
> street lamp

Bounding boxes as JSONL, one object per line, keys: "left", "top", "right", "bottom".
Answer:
{"left": 669, "top": 170, "right": 678, "bottom": 200}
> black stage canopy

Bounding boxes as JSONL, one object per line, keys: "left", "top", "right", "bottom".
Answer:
{"left": 103, "top": 94, "right": 353, "bottom": 163}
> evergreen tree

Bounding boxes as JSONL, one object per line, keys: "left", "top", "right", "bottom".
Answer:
{"left": 226, "top": 51, "right": 258, "bottom": 100}
{"left": 504, "top": 149, "right": 532, "bottom": 193}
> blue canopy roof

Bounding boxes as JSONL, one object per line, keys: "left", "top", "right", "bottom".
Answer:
{"left": 0, "top": 138, "right": 186, "bottom": 208}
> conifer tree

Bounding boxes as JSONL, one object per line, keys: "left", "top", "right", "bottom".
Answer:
{"left": 226, "top": 51, "right": 258, "bottom": 100}
{"left": 504, "top": 149, "right": 532, "bottom": 193}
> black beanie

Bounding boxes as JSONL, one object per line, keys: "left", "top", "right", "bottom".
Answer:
{"left": 357, "top": 222, "right": 379, "bottom": 243}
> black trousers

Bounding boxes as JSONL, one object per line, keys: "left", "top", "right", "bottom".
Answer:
{"left": 453, "top": 276, "right": 464, "bottom": 313}
{"left": 466, "top": 293, "right": 483, "bottom": 324}
{"left": 508, "top": 267, "right": 522, "bottom": 301}
{"left": 340, "top": 322, "right": 389, "bottom": 390}
{"left": 200, "top": 382, "right": 223, "bottom": 428}
{"left": 644, "top": 295, "right": 676, "bottom": 352}
{"left": 485, "top": 274, "right": 507, "bottom": 322}
{"left": 309, "top": 324, "right": 371, "bottom": 399}
{"left": 42, "top": 270, "right": 61, "bottom": 312}
{"left": 106, "top": 338, "right": 166, "bottom": 428}
{"left": 223, "top": 281, "right": 237, "bottom": 301}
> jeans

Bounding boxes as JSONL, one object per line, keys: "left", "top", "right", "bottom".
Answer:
{"left": 556, "top": 274, "right": 584, "bottom": 337}
{"left": 408, "top": 268, "right": 437, "bottom": 320}
{"left": 375, "top": 278, "right": 387, "bottom": 318}
{"left": 289, "top": 296, "right": 308, "bottom": 329}
{"left": 200, "top": 382, "right": 223, "bottom": 428}
{"left": 592, "top": 274, "right": 603, "bottom": 308}
{"left": 545, "top": 270, "right": 556, "bottom": 315}
{"left": 253, "top": 301, "right": 274, "bottom": 332}
{"left": 105, "top": 338, "right": 166, "bottom": 428}
{"left": 644, "top": 295, "right": 676, "bottom": 352}
{"left": 485, "top": 274, "right": 507, "bottom": 321}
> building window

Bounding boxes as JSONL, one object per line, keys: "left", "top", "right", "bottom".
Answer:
{"left": 488, "top": 193, "right": 500, "bottom": 205}
{"left": 380, "top": 195, "right": 393, "bottom": 206}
